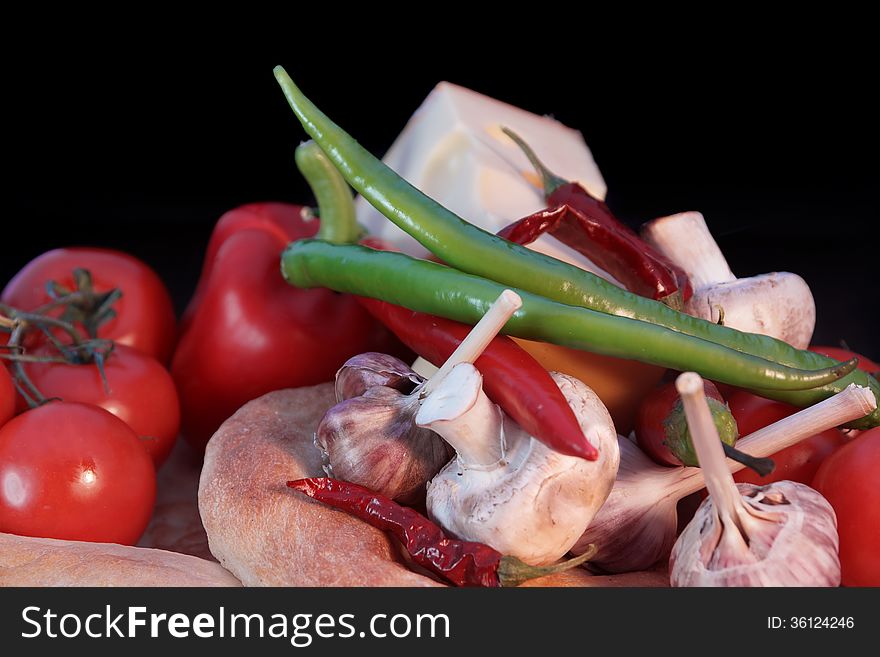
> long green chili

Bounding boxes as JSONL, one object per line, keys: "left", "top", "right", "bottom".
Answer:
{"left": 274, "top": 67, "right": 879, "bottom": 428}
{"left": 282, "top": 240, "right": 857, "bottom": 393}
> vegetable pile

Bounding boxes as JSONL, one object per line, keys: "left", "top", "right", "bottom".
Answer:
{"left": 1, "top": 66, "right": 877, "bottom": 589}
{"left": 270, "top": 66, "right": 879, "bottom": 586}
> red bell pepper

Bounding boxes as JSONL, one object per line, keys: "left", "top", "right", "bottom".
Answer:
{"left": 171, "top": 203, "right": 405, "bottom": 450}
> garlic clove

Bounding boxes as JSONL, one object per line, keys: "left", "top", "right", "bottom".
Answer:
{"left": 670, "top": 481, "right": 840, "bottom": 587}
{"left": 334, "top": 352, "right": 424, "bottom": 402}
{"left": 570, "top": 437, "right": 692, "bottom": 572}
{"left": 316, "top": 386, "right": 452, "bottom": 504}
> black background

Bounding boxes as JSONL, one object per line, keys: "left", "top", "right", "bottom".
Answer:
{"left": 4, "top": 30, "right": 877, "bottom": 358}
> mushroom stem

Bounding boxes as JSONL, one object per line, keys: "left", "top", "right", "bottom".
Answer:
{"left": 421, "top": 289, "right": 522, "bottom": 396}
{"left": 416, "top": 363, "right": 504, "bottom": 468}
{"left": 415, "top": 289, "right": 521, "bottom": 467}
{"left": 642, "top": 212, "right": 734, "bottom": 288}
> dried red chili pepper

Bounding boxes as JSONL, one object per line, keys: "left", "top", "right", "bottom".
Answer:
{"left": 500, "top": 129, "right": 693, "bottom": 309}
{"left": 356, "top": 295, "right": 598, "bottom": 461}
{"left": 287, "top": 477, "right": 597, "bottom": 587}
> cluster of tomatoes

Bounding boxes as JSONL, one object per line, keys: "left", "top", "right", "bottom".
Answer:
{"left": 0, "top": 248, "right": 179, "bottom": 545}
{"left": 635, "top": 348, "right": 880, "bottom": 587}
{"left": 0, "top": 203, "right": 401, "bottom": 550}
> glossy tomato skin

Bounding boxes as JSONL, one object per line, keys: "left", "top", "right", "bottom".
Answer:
{"left": 20, "top": 345, "right": 180, "bottom": 467}
{"left": 0, "top": 367, "right": 14, "bottom": 427}
{"left": 728, "top": 390, "right": 845, "bottom": 486}
{"left": 0, "top": 402, "right": 156, "bottom": 545}
{"left": 172, "top": 203, "right": 406, "bottom": 450}
{"left": 1, "top": 248, "right": 177, "bottom": 363}
{"left": 812, "top": 429, "right": 880, "bottom": 586}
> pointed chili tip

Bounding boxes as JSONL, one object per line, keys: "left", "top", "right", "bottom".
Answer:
{"left": 836, "top": 357, "right": 859, "bottom": 378}
{"left": 564, "top": 436, "right": 600, "bottom": 462}
{"left": 286, "top": 478, "right": 320, "bottom": 497}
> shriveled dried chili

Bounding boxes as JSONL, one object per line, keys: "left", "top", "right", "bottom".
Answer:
{"left": 287, "top": 477, "right": 597, "bottom": 587}
{"left": 500, "top": 128, "right": 692, "bottom": 309}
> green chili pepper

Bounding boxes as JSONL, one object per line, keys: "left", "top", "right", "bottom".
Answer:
{"left": 282, "top": 240, "right": 856, "bottom": 393}
{"left": 274, "top": 67, "right": 879, "bottom": 428}
{"left": 295, "top": 140, "right": 361, "bottom": 245}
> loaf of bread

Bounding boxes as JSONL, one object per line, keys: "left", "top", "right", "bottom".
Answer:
{"left": 0, "top": 532, "right": 240, "bottom": 587}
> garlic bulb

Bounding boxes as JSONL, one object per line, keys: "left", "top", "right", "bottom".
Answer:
{"left": 317, "top": 353, "right": 452, "bottom": 504}
{"left": 334, "top": 352, "right": 424, "bottom": 401}
{"left": 423, "top": 366, "right": 619, "bottom": 566}
{"left": 317, "top": 290, "right": 524, "bottom": 504}
{"left": 671, "top": 481, "right": 840, "bottom": 586}
{"left": 571, "top": 383, "right": 875, "bottom": 573}
{"left": 669, "top": 372, "right": 839, "bottom": 586}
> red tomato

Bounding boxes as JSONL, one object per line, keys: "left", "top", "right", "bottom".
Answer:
{"left": 0, "top": 402, "right": 156, "bottom": 544}
{"left": 20, "top": 345, "right": 180, "bottom": 467}
{"left": 812, "top": 429, "right": 879, "bottom": 586}
{"left": 728, "top": 390, "right": 845, "bottom": 486}
{"left": 636, "top": 378, "right": 734, "bottom": 466}
{"left": 0, "top": 367, "right": 14, "bottom": 427}
{"left": 1, "top": 248, "right": 177, "bottom": 363}
{"left": 809, "top": 346, "right": 879, "bottom": 375}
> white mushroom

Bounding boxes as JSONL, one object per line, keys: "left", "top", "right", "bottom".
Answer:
{"left": 642, "top": 211, "right": 815, "bottom": 348}
{"left": 420, "top": 365, "right": 619, "bottom": 566}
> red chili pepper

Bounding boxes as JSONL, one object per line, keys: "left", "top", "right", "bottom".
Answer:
{"left": 501, "top": 129, "right": 692, "bottom": 309}
{"left": 171, "top": 203, "right": 405, "bottom": 451}
{"left": 357, "top": 295, "right": 598, "bottom": 461}
{"left": 287, "top": 477, "right": 596, "bottom": 587}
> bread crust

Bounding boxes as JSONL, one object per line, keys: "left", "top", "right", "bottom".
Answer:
{"left": 0, "top": 533, "right": 240, "bottom": 587}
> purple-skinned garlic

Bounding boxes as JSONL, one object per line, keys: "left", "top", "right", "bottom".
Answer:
{"left": 316, "top": 290, "right": 525, "bottom": 505}
{"left": 317, "top": 353, "right": 451, "bottom": 505}
{"left": 334, "top": 352, "right": 424, "bottom": 401}
{"left": 669, "top": 372, "right": 840, "bottom": 586}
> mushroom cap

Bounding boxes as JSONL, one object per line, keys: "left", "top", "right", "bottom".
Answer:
{"left": 684, "top": 272, "right": 816, "bottom": 349}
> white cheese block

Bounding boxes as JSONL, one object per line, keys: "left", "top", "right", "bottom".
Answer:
{"left": 355, "top": 82, "right": 619, "bottom": 283}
